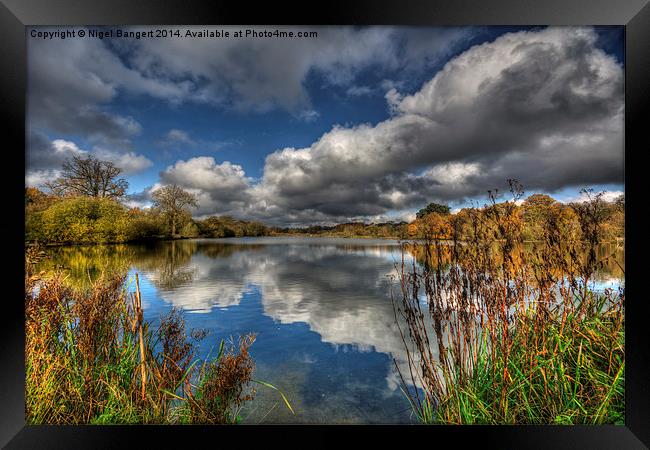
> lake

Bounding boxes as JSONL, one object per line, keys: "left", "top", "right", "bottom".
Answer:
{"left": 36, "top": 237, "right": 625, "bottom": 424}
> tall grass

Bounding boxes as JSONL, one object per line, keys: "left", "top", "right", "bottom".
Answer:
{"left": 25, "top": 246, "right": 263, "bottom": 424}
{"left": 393, "top": 182, "right": 624, "bottom": 424}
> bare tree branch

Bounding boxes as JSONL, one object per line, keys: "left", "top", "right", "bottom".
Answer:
{"left": 45, "top": 155, "right": 129, "bottom": 199}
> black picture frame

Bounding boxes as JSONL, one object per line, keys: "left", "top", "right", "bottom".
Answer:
{"left": 2, "top": 0, "right": 648, "bottom": 448}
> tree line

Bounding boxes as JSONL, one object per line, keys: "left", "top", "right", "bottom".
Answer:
{"left": 25, "top": 155, "right": 624, "bottom": 245}
{"left": 406, "top": 191, "right": 624, "bottom": 243}
{"left": 25, "top": 155, "right": 272, "bottom": 244}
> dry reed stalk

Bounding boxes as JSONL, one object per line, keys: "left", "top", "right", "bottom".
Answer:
{"left": 135, "top": 273, "right": 147, "bottom": 401}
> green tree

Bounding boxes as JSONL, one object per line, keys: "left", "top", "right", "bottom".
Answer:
{"left": 127, "top": 208, "right": 166, "bottom": 240}
{"left": 151, "top": 185, "right": 198, "bottom": 236}
{"left": 416, "top": 202, "right": 451, "bottom": 219}
{"left": 25, "top": 187, "right": 59, "bottom": 242}
{"left": 179, "top": 221, "right": 200, "bottom": 238}
{"left": 522, "top": 194, "right": 559, "bottom": 240}
{"left": 41, "top": 197, "right": 131, "bottom": 244}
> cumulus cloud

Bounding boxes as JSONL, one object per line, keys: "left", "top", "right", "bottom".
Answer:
{"left": 28, "top": 37, "right": 144, "bottom": 147}
{"left": 158, "top": 157, "right": 254, "bottom": 216}
{"left": 26, "top": 169, "right": 61, "bottom": 187}
{"left": 26, "top": 132, "right": 84, "bottom": 170}
{"left": 93, "top": 148, "right": 154, "bottom": 174}
{"left": 242, "top": 27, "right": 623, "bottom": 224}
{"left": 27, "top": 33, "right": 160, "bottom": 181}
{"left": 25, "top": 132, "right": 152, "bottom": 187}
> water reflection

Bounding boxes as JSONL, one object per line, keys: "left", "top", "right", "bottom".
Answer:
{"left": 37, "top": 237, "right": 624, "bottom": 423}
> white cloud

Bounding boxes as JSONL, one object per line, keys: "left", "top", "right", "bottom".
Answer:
{"left": 51, "top": 139, "right": 86, "bottom": 156}
{"left": 164, "top": 129, "right": 195, "bottom": 145}
{"left": 566, "top": 189, "right": 624, "bottom": 204}
{"left": 297, "top": 109, "right": 320, "bottom": 122}
{"left": 26, "top": 169, "right": 61, "bottom": 187}
{"left": 161, "top": 157, "right": 250, "bottom": 192}
{"left": 29, "top": 26, "right": 476, "bottom": 124}
{"left": 94, "top": 148, "right": 154, "bottom": 174}
{"left": 158, "top": 157, "right": 254, "bottom": 216}
{"left": 346, "top": 85, "right": 373, "bottom": 97}
{"left": 26, "top": 134, "right": 153, "bottom": 185}
{"left": 424, "top": 162, "right": 481, "bottom": 185}
{"left": 147, "top": 27, "right": 623, "bottom": 225}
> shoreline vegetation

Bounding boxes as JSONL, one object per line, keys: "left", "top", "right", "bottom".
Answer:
{"left": 25, "top": 187, "right": 624, "bottom": 247}
{"left": 25, "top": 157, "right": 623, "bottom": 246}
{"left": 25, "top": 248, "right": 293, "bottom": 424}
{"left": 393, "top": 181, "right": 624, "bottom": 424}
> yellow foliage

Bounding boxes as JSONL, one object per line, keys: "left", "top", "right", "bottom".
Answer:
{"left": 41, "top": 197, "right": 131, "bottom": 244}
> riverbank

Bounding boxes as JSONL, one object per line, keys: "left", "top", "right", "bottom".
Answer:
{"left": 25, "top": 244, "right": 299, "bottom": 424}
{"left": 392, "top": 190, "right": 625, "bottom": 425}
{"left": 26, "top": 187, "right": 625, "bottom": 247}
{"left": 29, "top": 233, "right": 624, "bottom": 424}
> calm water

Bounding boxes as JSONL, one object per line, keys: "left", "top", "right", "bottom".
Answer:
{"left": 36, "top": 237, "right": 625, "bottom": 424}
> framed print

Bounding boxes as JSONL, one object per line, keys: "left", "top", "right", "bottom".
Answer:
{"left": 2, "top": 0, "right": 648, "bottom": 448}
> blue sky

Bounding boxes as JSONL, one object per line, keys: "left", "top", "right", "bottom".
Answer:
{"left": 26, "top": 26, "right": 624, "bottom": 225}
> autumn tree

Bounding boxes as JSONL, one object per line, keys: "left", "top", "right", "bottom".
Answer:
{"left": 25, "top": 187, "right": 56, "bottom": 212}
{"left": 606, "top": 194, "right": 625, "bottom": 239}
{"left": 25, "top": 187, "right": 58, "bottom": 242}
{"left": 569, "top": 189, "right": 613, "bottom": 275}
{"left": 151, "top": 185, "right": 198, "bottom": 236}
{"left": 45, "top": 154, "right": 128, "bottom": 199}
{"left": 419, "top": 212, "right": 452, "bottom": 240}
{"left": 524, "top": 193, "right": 557, "bottom": 208}
{"left": 521, "top": 194, "right": 559, "bottom": 240}
{"left": 40, "top": 197, "right": 131, "bottom": 244}
{"left": 614, "top": 194, "right": 625, "bottom": 210}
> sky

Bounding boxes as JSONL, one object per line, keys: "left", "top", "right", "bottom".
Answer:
{"left": 26, "top": 25, "right": 624, "bottom": 226}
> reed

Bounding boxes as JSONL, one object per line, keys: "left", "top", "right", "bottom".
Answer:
{"left": 393, "top": 182, "right": 624, "bottom": 424}
{"left": 25, "top": 247, "right": 262, "bottom": 424}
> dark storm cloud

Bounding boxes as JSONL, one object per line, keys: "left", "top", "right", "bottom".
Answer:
{"left": 244, "top": 27, "right": 623, "bottom": 222}
{"left": 26, "top": 131, "right": 82, "bottom": 170}
{"left": 27, "top": 36, "right": 145, "bottom": 147}
{"left": 118, "top": 26, "right": 474, "bottom": 115}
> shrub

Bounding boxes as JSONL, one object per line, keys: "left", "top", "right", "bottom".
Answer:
{"left": 41, "top": 197, "right": 131, "bottom": 244}
{"left": 127, "top": 209, "right": 166, "bottom": 240}
{"left": 179, "top": 221, "right": 200, "bottom": 238}
{"left": 25, "top": 210, "right": 46, "bottom": 242}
